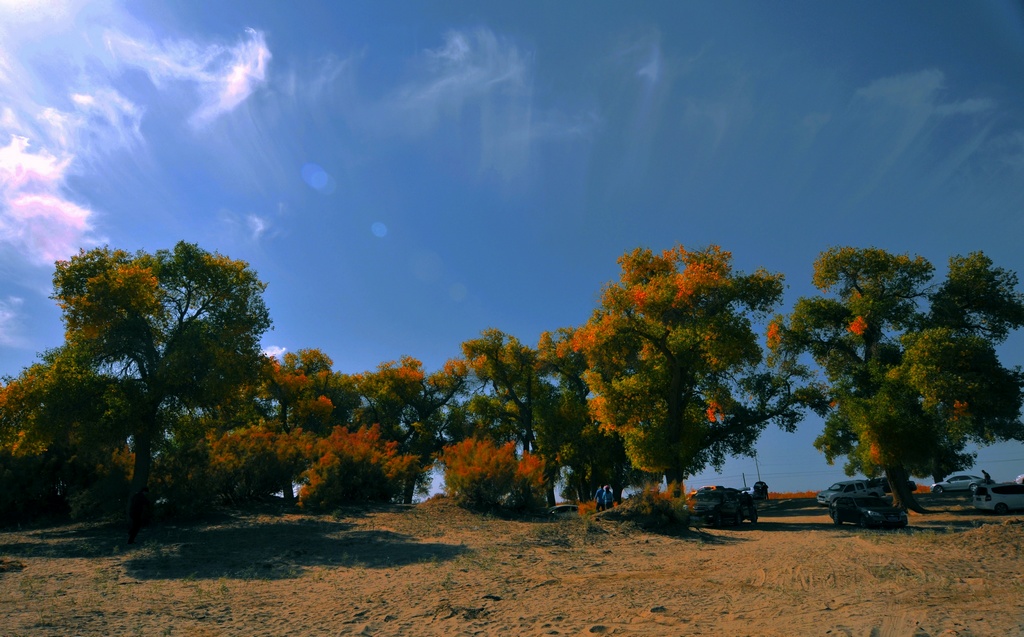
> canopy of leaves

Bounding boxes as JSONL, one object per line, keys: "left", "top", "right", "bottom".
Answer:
{"left": 774, "top": 247, "right": 1024, "bottom": 505}
{"left": 49, "top": 241, "right": 272, "bottom": 489}
{"left": 572, "top": 245, "right": 798, "bottom": 482}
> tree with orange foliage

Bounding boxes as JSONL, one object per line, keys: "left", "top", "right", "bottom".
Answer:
{"left": 573, "top": 245, "right": 804, "bottom": 491}
{"left": 298, "top": 424, "right": 420, "bottom": 509}
{"left": 258, "top": 348, "right": 360, "bottom": 501}
{"left": 437, "top": 437, "right": 546, "bottom": 511}
{"left": 773, "top": 247, "right": 1024, "bottom": 512}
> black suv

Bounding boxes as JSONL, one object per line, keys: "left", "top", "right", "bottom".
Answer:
{"left": 692, "top": 488, "right": 758, "bottom": 526}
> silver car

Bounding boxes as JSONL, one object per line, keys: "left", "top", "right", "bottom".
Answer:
{"left": 930, "top": 474, "right": 983, "bottom": 494}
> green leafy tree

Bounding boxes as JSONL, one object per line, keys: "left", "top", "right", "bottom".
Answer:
{"left": 537, "top": 327, "right": 639, "bottom": 503}
{"left": 461, "top": 329, "right": 562, "bottom": 504}
{"left": 51, "top": 241, "right": 272, "bottom": 493}
{"left": 573, "top": 245, "right": 804, "bottom": 490}
{"left": 773, "top": 247, "right": 1024, "bottom": 511}
{"left": 461, "top": 330, "right": 546, "bottom": 452}
{"left": 351, "top": 356, "right": 469, "bottom": 503}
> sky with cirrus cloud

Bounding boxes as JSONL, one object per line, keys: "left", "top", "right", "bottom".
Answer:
{"left": 1, "top": 0, "right": 1023, "bottom": 491}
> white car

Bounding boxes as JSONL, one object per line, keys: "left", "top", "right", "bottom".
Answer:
{"left": 973, "top": 483, "right": 1024, "bottom": 514}
{"left": 930, "top": 474, "right": 984, "bottom": 494}
{"left": 816, "top": 479, "right": 884, "bottom": 506}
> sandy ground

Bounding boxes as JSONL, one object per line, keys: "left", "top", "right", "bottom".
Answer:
{"left": 2, "top": 492, "right": 1023, "bottom": 637}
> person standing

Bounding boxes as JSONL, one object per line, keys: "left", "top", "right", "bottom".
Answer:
{"left": 128, "top": 486, "right": 150, "bottom": 544}
{"left": 603, "top": 485, "right": 614, "bottom": 509}
{"left": 595, "top": 485, "right": 607, "bottom": 511}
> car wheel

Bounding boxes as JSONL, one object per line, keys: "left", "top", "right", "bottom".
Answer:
{"left": 734, "top": 509, "right": 743, "bottom": 525}
{"left": 969, "top": 483, "right": 978, "bottom": 494}
{"left": 750, "top": 509, "right": 758, "bottom": 523}
{"left": 713, "top": 511, "right": 722, "bottom": 527}
{"left": 832, "top": 511, "right": 842, "bottom": 526}
{"left": 858, "top": 515, "right": 869, "bottom": 528}
{"left": 932, "top": 485, "right": 944, "bottom": 494}
{"left": 995, "top": 502, "right": 1009, "bottom": 515}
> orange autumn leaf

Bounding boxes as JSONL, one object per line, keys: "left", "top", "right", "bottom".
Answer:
{"left": 848, "top": 315, "right": 868, "bottom": 336}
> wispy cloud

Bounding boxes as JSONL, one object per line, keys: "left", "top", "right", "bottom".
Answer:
{"left": 0, "top": 296, "right": 26, "bottom": 347}
{"left": 105, "top": 27, "right": 271, "bottom": 127}
{"left": 378, "top": 28, "right": 592, "bottom": 179}
{"left": 849, "top": 69, "right": 998, "bottom": 199}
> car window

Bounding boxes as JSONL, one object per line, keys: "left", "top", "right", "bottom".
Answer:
{"left": 993, "top": 485, "right": 1024, "bottom": 495}
{"left": 951, "top": 476, "right": 966, "bottom": 482}
{"left": 827, "top": 483, "right": 843, "bottom": 490}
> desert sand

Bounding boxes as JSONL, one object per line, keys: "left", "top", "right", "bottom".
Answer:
{"left": 2, "top": 492, "right": 1023, "bottom": 636}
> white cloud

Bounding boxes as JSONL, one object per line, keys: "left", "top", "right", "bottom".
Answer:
{"left": 0, "top": 135, "right": 96, "bottom": 264}
{"left": 105, "top": 27, "right": 271, "bottom": 127}
{"left": 192, "top": 29, "right": 271, "bottom": 126}
{"left": 69, "top": 88, "right": 144, "bottom": 151}
{"left": 246, "top": 214, "right": 268, "bottom": 240}
{"left": 263, "top": 345, "right": 287, "bottom": 360}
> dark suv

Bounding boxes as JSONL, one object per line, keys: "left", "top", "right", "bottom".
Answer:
{"left": 692, "top": 488, "right": 758, "bottom": 526}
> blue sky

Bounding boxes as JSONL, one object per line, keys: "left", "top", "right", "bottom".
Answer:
{"left": 2, "top": 1, "right": 1023, "bottom": 491}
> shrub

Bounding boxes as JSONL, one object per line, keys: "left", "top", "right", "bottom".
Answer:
{"left": 149, "top": 435, "right": 216, "bottom": 519}
{"left": 0, "top": 449, "right": 69, "bottom": 524}
{"left": 207, "top": 427, "right": 309, "bottom": 504}
{"left": 618, "top": 481, "right": 690, "bottom": 528}
{"left": 298, "top": 425, "right": 419, "bottom": 510}
{"left": 438, "top": 438, "right": 546, "bottom": 512}
{"left": 67, "top": 445, "right": 133, "bottom": 520}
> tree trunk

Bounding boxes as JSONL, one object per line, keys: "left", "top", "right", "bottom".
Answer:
{"left": 402, "top": 479, "right": 416, "bottom": 505}
{"left": 282, "top": 480, "right": 296, "bottom": 504}
{"left": 130, "top": 426, "right": 153, "bottom": 495}
{"left": 664, "top": 468, "right": 684, "bottom": 497}
{"left": 886, "top": 464, "right": 926, "bottom": 513}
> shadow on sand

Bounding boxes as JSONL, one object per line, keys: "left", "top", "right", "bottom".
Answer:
{"left": 0, "top": 504, "right": 469, "bottom": 581}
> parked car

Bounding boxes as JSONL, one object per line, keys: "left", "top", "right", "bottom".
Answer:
{"left": 829, "top": 495, "right": 907, "bottom": 529}
{"left": 930, "top": 474, "right": 984, "bottom": 494}
{"left": 692, "top": 488, "right": 758, "bottom": 526}
{"left": 973, "top": 483, "right": 1024, "bottom": 514}
{"left": 689, "top": 485, "right": 727, "bottom": 497}
{"left": 751, "top": 481, "right": 769, "bottom": 500}
{"left": 867, "top": 476, "right": 917, "bottom": 494}
{"left": 816, "top": 479, "right": 885, "bottom": 506}
{"left": 548, "top": 504, "right": 579, "bottom": 517}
